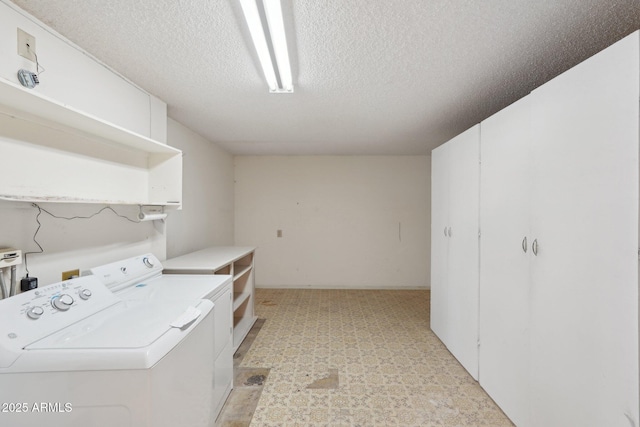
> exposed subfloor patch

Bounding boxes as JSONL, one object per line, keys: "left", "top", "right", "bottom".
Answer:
{"left": 305, "top": 368, "right": 339, "bottom": 390}
{"left": 233, "top": 318, "right": 266, "bottom": 367}
{"left": 236, "top": 368, "right": 270, "bottom": 388}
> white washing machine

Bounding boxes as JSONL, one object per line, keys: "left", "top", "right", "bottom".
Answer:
{"left": 0, "top": 275, "right": 216, "bottom": 427}
{"left": 86, "top": 253, "right": 234, "bottom": 420}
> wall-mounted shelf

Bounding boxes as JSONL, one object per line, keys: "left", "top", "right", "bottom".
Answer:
{"left": 0, "top": 78, "right": 182, "bottom": 207}
{"left": 0, "top": 195, "right": 182, "bottom": 207}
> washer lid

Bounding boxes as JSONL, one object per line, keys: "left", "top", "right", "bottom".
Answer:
{"left": 26, "top": 299, "right": 211, "bottom": 350}
{"left": 117, "top": 273, "right": 232, "bottom": 302}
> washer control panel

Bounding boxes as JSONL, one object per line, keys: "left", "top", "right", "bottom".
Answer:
{"left": 19, "top": 279, "right": 99, "bottom": 319}
{"left": 0, "top": 275, "right": 121, "bottom": 360}
{"left": 86, "top": 253, "right": 163, "bottom": 292}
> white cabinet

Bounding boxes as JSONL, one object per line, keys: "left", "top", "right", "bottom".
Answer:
{"left": 211, "top": 283, "right": 233, "bottom": 420}
{"left": 527, "top": 31, "right": 639, "bottom": 427}
{"left": 0, "top": 78, "right": 182, "bottom": 207}
{"left": 479, "top": 95, "right": 532, "bottom": 426}
{"left": 430, "top": 140, "right": 449, "bottom": 344}
{"left": 163, "top": 247, "right": 258, "bottom": 352}
{"left": 478, "top": 31, "right": 639, "bottom": 427}
{"left": 431, "top": 125, "right": 480, "bottom": 380}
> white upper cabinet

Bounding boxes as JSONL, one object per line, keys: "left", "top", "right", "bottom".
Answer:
{"left": 0, "top": 79, "right": 182, "bottom": 207}
{"left": 431, "top": 125, "right": 480, "bottom": 380}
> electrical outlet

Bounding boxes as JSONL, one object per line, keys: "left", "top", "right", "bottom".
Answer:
{"left": 62, "top": 269, "right": 80, "bottom": 281}
{"left": 17, "top": 28, "right": 36, "bottom": 62}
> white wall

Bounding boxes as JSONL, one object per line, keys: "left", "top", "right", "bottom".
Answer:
{"left": 0, "top": 202, "right": 165, "bottom": 287}
{"left": 166, "top": 119, "right": 235, "bottom": 258}
{"left": 234, "top": 155, "right": 431, "bottom": 289}
{"left": 0, "top": 1, "right": 169, "bottom": 287}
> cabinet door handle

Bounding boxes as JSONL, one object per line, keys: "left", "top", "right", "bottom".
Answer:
{"left": 444, "top": 226, "right": 448, "bottom": 237}
{"left": 522, "top": 236, "right": 528, "bottom": 253}
{"left": 532, "top": 239, "right": 538, "bottom": 256}
{"left": 448, "top": 227, "right": 452, "bottom": 237}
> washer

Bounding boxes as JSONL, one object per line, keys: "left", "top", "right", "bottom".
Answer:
{"left": 86, "top": 253, "right": 234, "bottom": 420}
{"left": 0, "top": 275, "right": 216, "bottom": 427}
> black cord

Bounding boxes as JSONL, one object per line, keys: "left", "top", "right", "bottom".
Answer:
{"left": 35, "top": 204, "right": 139, "bottom": 223}
{"left": 23, "top": 204, "right": 44, "bottom": 276}
{"left": 23, "top": 203, "right": 139, "bottom": 276}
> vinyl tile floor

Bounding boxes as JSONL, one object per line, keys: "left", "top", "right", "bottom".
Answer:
{"left": 218, "top": 289, "right": 513, "bottom": 427}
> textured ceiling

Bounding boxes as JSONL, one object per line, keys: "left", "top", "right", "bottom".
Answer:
{"left": 9, "top": 0, "right": 640, "bottom": 155}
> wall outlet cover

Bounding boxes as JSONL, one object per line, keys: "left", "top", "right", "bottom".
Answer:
{"left": 62, "top": 269, "right": 80, "bottom": 281}
{"left": 17, "top": 28, "right": 36, "bottom": 62}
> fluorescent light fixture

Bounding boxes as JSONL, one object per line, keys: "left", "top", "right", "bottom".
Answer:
{"left": 240, "top": 0, "right": 293, "bottom": 93}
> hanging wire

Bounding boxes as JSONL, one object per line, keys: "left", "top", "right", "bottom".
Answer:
{"left": 31, "top": 47, "right": 45, "bottom": 76}
{"left": 34, "top": 204, "right": 139, "bottom": 223}
{"left": 22, "top": 204, "right": 44, "bottom": 276}
{"left": 22, "top": 203, "right": 140, "bottom": 275}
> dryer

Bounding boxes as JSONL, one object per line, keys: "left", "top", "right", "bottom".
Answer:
{"left": 86, "top": 253, "right": 234, "bottom": 421}
{"left": 0, "top": 275, "right": 216, "bottom": 427}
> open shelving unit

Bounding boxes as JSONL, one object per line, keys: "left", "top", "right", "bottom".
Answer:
{"left": 0, "top": 78, "right": 182, "bottom": 207}
{"left": 162, "top": 247, "right": 257, "bottom": 352}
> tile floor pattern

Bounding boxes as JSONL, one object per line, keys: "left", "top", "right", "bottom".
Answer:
{"left": 240, "top": 289, "right": 514, "bottom": 427}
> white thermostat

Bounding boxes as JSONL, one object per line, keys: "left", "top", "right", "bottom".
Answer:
{"left": 17, "top": 69, "right": 39, "bottom": 89}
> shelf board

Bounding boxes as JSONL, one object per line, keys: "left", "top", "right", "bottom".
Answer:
{"left": 233, "top": 265, "right": 252, "bottom": 281}
{"left": 0, "top": 78, "right": 180, "bottom": 156}
{"left": 233, "top": 291, "right": 251, "bottom": 311}
{"left": 233, "top": 315, "right": 258, "bottom": 351}
{"left": 0, "top": 195, "right": 181, "bottom": 207}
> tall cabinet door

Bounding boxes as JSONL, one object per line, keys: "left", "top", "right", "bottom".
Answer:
{"left": 479, "top": 96, "right": 532, "bottom": 426}
{"left": 430, "top": 143, "right": 450, "bottom": 343}
{"left": 529, "top": 33, "right": 639, "bottom": 427}
{"left": 431, "top": 126, "right": 480, "bottom": 380}
{"left": 446, "top": 125, "right": 480, "bottom": 380}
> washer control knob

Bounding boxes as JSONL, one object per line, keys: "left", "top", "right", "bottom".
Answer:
{"left": 143, "top": 257, "right": 154, "bottom": 268}
{"left": 26, "top": 306, "right": 44, "bottom": 320}
{"left": 78, "top": 289, "right": 92, "bottom": 300}
{"left": 51, "top": 294, "right": 74, "bottom": 311}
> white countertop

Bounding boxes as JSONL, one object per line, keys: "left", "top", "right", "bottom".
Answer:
{"left": 163, "top": 246, "right": 256, "bottom": 272}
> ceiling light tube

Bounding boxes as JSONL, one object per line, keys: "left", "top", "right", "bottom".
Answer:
{"left": 240, "top": 0, "right": 278, "bottom": 91}
{"left": 240, "top": 0, "right": 293, "bottom": 93}
{"left": 263, "top": 0, "right": 293, "bottom": 92}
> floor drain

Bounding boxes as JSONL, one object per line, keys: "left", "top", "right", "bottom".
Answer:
{"left": 244, "top": 374, "right": 266, "bottom": 386}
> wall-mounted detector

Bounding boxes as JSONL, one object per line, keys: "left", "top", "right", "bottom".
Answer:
{"left": 17, "top": 69, "right": 39, "bottom": 89}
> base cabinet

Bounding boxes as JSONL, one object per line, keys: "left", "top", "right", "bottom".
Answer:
{"left": 163, "top": 247, "right": 258, "bottom": 353}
